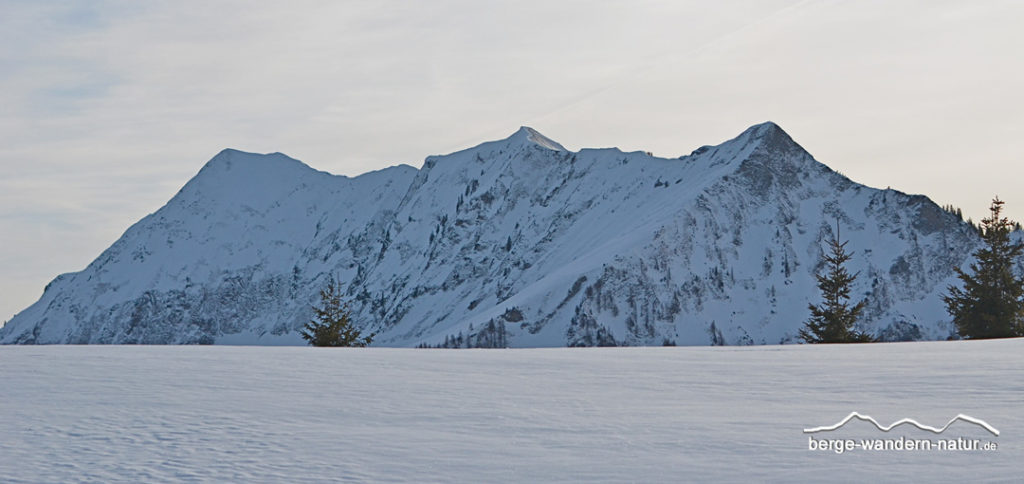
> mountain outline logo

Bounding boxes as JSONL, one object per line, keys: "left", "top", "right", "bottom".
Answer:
{"left": 804, "top": 412, "right": 999, "bottom": 437}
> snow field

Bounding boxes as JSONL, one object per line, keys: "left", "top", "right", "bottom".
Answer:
{"left": 1, "top": 340, "right": 1020, "bottom": 482}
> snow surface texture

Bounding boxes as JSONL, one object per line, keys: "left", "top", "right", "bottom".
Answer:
{"left": 0, "top": 341, "right": 1019, "bottom": 482}
{"left": 0, "top": 123, "right": 995, "bottom": 346}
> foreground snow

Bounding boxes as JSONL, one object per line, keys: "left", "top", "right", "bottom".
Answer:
{"left": 1, "top": 340, "right": 1020, "bottom": 482}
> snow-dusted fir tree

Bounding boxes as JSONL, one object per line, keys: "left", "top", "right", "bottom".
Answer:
{"left": 301, "top": 279, "right": 374, "bottom": 347}
{"left": 800, "top": 223, "right": 874, "bottom": 344}
{"left": 944, "top": 197, "right": 1024, "bottom": 339}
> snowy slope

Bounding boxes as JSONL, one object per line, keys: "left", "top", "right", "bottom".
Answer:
{"left": 0, "top": 123, "right": 988, "bottom": 345}
{"left": 2, "top": 342, "right": 1020, "bottom": 482}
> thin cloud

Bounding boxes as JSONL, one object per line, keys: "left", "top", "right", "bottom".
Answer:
{"left": 1, "top": 1, "right": 1023, "bottom": 322}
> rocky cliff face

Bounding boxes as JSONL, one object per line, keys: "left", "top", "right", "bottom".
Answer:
{"left": 0, "top": 123, "right": 986, "bottom": 346}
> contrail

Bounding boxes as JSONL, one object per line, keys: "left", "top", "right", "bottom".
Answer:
{"left": 524, "top": 0, "right": 820, "bottom": 127}
{"left": 441, "top": 0, "right": 819, "bottom": 155}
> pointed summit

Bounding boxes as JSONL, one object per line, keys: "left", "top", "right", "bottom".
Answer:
{"left": 741, "top": 121, "right": 806, "bottom": 155}
{"left": 506, "top": 126, "right": 566, "bottom": 151}
{"left": 745, "top": 120, "right": 786, "bottom": 136}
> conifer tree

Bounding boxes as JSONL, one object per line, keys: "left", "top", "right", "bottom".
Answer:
{"left": 944, "top": 197, "right": 1024, "bottom": 339}
{"left": 301, "top": 279, "right": 374, "bottom": 347}
{"left": 800, "top": 222, "right": 874, "bottom": 343}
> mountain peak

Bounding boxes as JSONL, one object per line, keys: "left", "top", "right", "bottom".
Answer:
{"left": 727, "top": 121, "right": 808, "bottom": 158}
{"left": 735, "top": 121, "right": 789, "bottom": 143}
{"left": 199, "top": 149, "right": 315, "bottom": 177}
{"left": 176, "top": 149, "right": 328, "bottom": 204}
{"left": 747, "top": 120, "right": 784, "bottom": 134}
{"left": 506, "top": 126, "right": 566, "bottom": 151}
{"left": 2, "top": 122, "right": 977, "bottom": 347}
{"left": 745, "top": 120, "right": 798, "bottom": 147}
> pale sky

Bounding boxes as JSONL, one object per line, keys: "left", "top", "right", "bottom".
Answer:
{"left": 2, "top": 1, "right": 1023, "bottom": 323}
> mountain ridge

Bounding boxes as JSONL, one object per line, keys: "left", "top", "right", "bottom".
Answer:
{"left": 0, "top": 123, "right": 987, "bottom": 346}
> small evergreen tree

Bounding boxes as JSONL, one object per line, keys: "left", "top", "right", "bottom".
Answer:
{"left": 944, "top": 197, "right": 1024, "bottom": 339}
{"left": 800, "top": 222, "right": 874, "bottom": 343}
{"left": 301, "top": 279, "right": 374, "bottom": 347}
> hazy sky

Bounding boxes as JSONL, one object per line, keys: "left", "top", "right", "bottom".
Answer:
{"left": 2, "top": 1, "right": 1023, "bottom": 323}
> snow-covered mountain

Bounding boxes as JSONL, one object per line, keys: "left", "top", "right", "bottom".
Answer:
{"left": 0, "top": 122, "right": 986, "bottom": 346}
